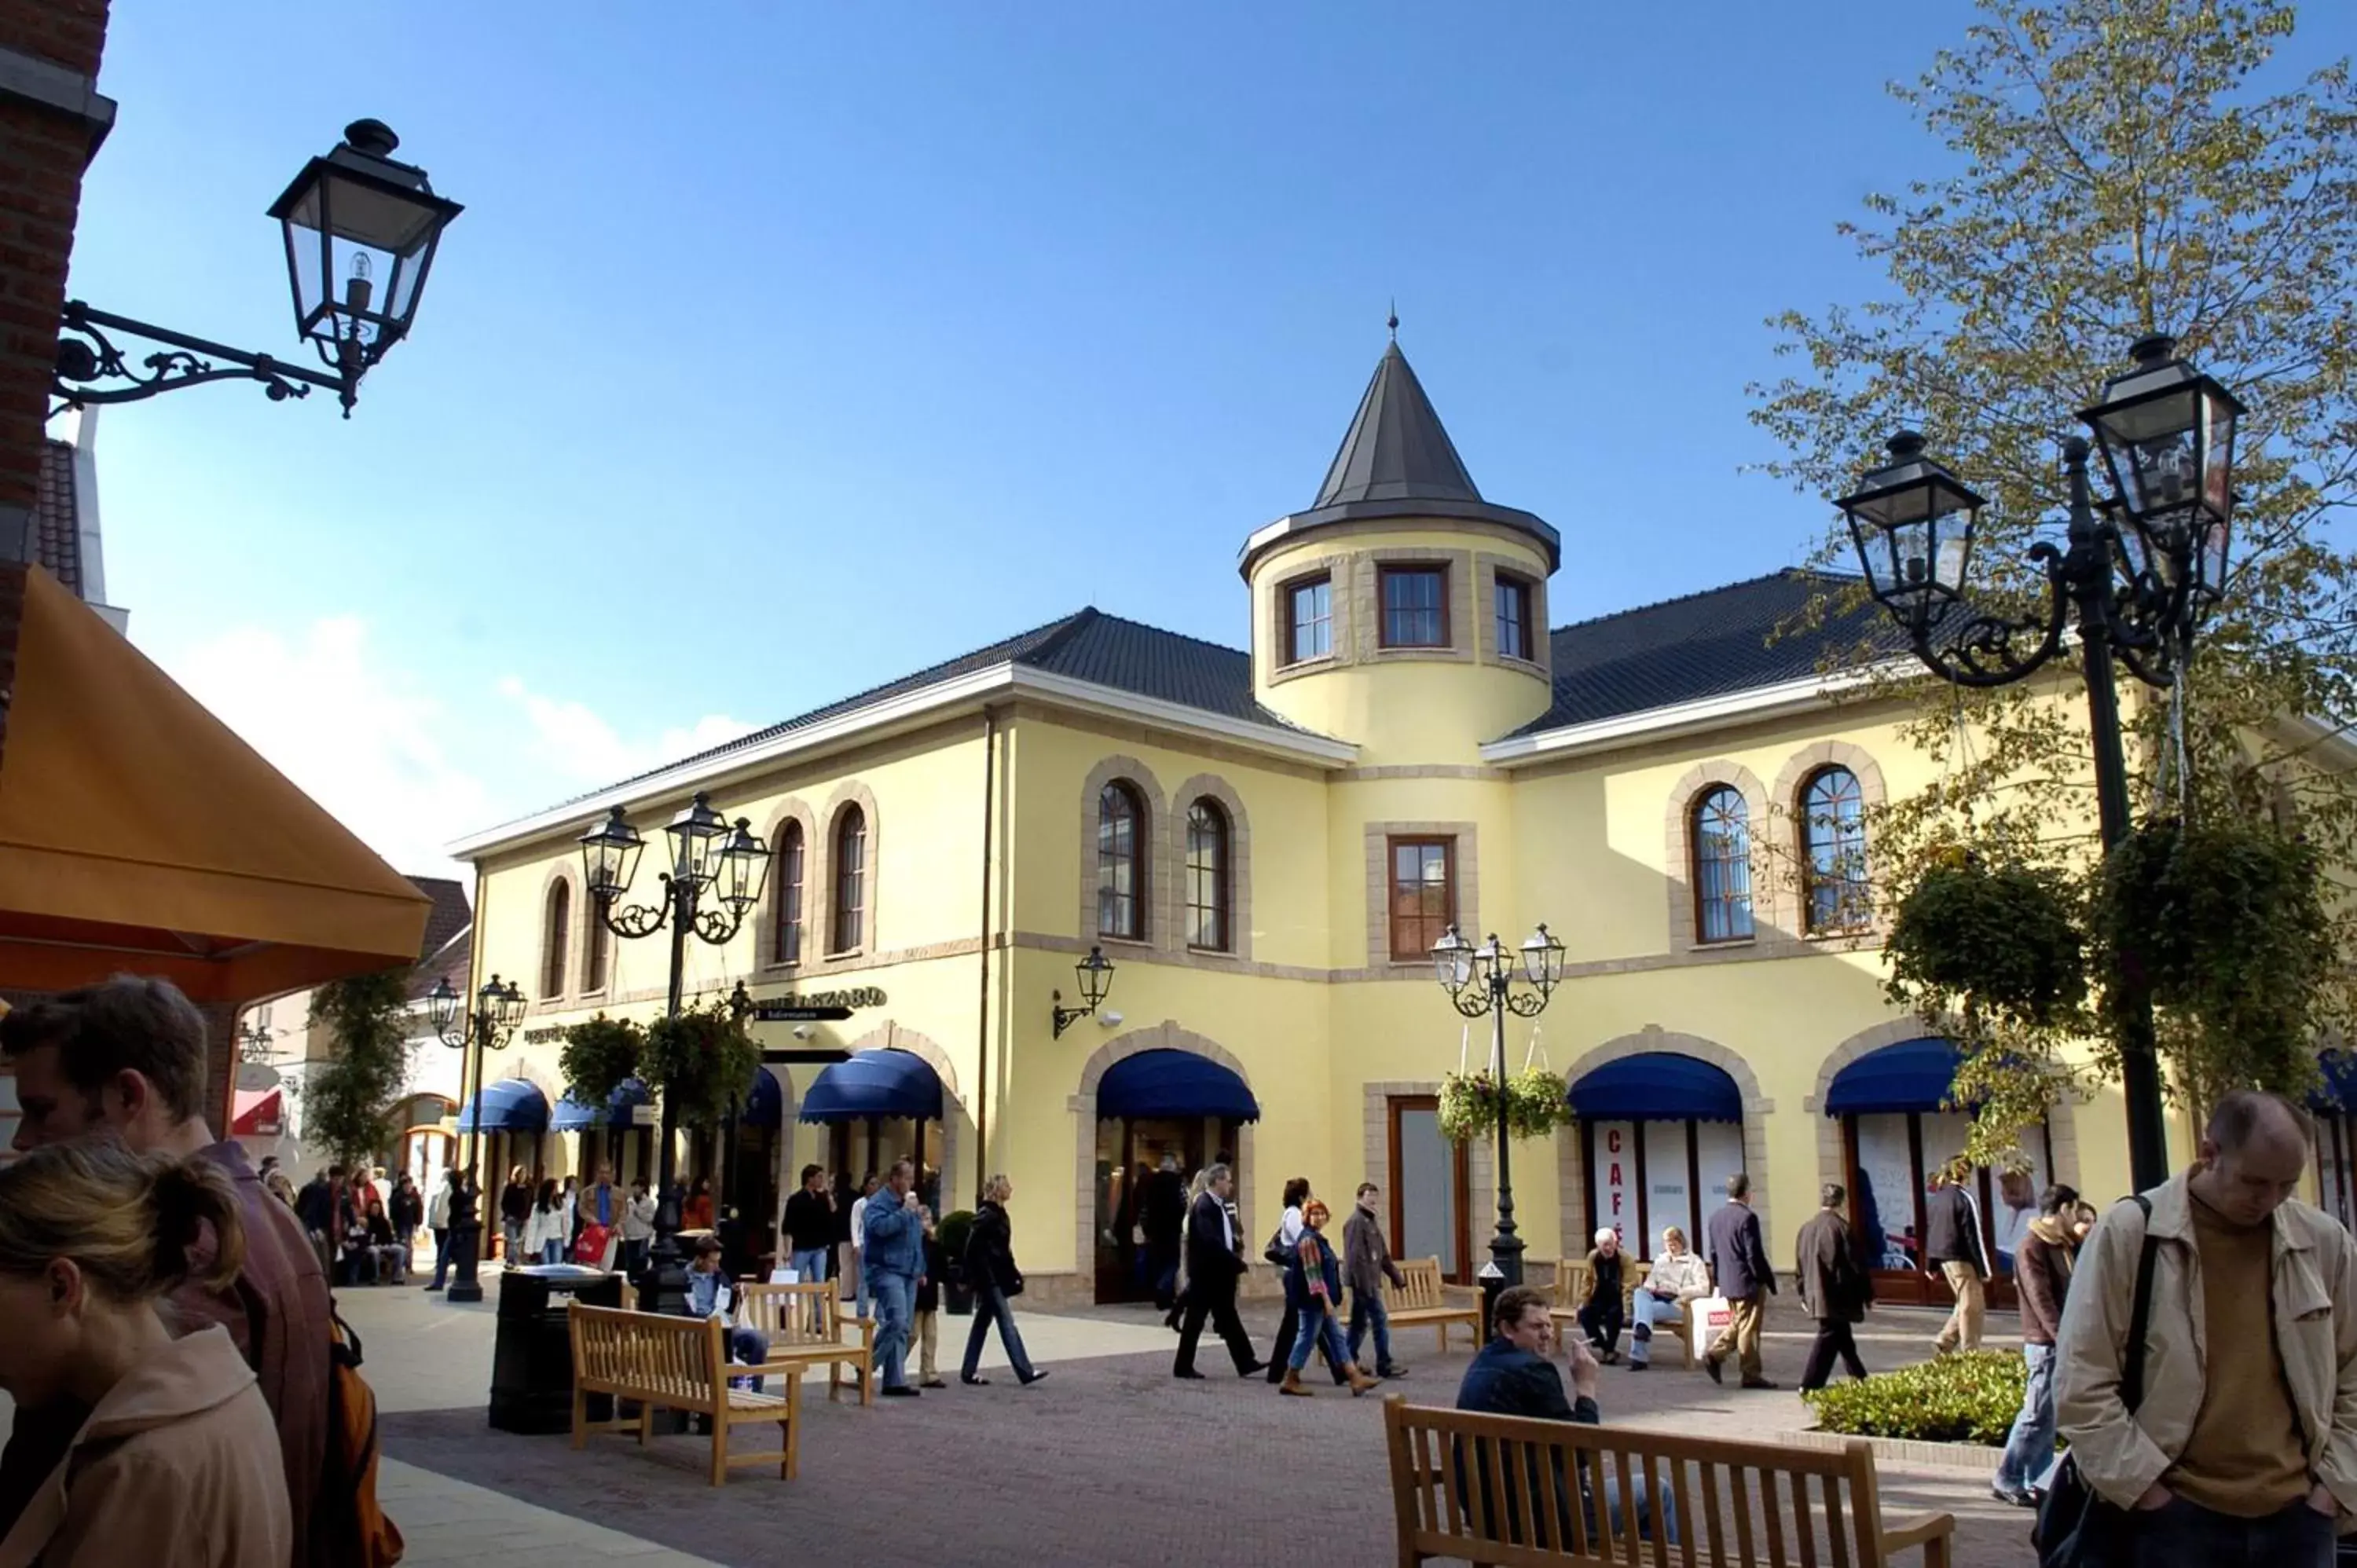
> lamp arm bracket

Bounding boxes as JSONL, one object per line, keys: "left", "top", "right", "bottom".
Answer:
{"left": 599, "top": 899, "right": 669, "bottom": 940}
{"left": 1909, "top": 548, "right": 2070, "bottom": 690}
{"left": 1446, "top": 990, "right": 1492, "bottom": 1022}
{"left": 692, "top": 905, "right": 745, "bottom": 947}
{"left": 51, "top": 301, "right": 350, "bottom": 417}
{"left": 1505, "top": 990, "right": 1550, "bottom": 1020}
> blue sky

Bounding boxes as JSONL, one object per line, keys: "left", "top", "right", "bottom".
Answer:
{"left": 66, "top": 3, "right": 2355, "bottom": 874}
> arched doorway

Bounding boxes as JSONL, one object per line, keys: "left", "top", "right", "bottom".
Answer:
{"left": 1569, "top": 1053, "right": 1746, "bottom": 1262}
{"left": 1824, "top": 1037, "right": 2053, "bottom": 1309}
{"left": 1090, "top": 1048, "right": 1259, "bottom": 1305}
{"left": 800, "top": 1050, "right": 951, "bottom": 1215}
{"left": 393, "top": 1093, "right": 456, "bottom": 1190}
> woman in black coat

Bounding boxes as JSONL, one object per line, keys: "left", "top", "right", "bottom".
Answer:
{"left": 959, "top": 1175, "right": 1047, "bottom": 1387}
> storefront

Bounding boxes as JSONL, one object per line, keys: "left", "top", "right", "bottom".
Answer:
{"left": 2311, "top": 1052, "right": 2357, "bottom": 1230}
{"left": 458, "top": 1077, "right": 552, "bottom": 1256}
{"left": 1091, "top": 1049, "right": 1256, "bottom": 1304}
{"left": 1827, "top": 1038, "right": 2051, "bottom": 1309}
{"left": 1569, "top": 1053, "right": 1747, "bottom": 1262}
{"left": 801, "top": 1048, "right": 949, "bottom": 1210}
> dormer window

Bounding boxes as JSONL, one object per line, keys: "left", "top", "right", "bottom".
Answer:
{"left": 1285, "top": 575, "right": 1332, "bottom": 665}
{"left": 1380, "top": 565, "right": 1449, "bottom": 648}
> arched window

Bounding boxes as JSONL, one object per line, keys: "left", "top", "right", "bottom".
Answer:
{"left": 541, "top": 881, "right": 570, "bottom": 998}
{"left": 582, "top": 896, "right": 610, "bottom": 992}
{"left": 1097, "top": 782, "right": 1146, "bottom": 940}
{"left": 1690, "top": 786, "right": 1754, "bottom": 943}
{"left": 772, "top": 819, "right": 806, "bottom": 965}
{"left": 830, "top": 807, "right": 867, "bottom": 954}
{"left": 1185, "top": 798, "right": 1230, "bottom": 951}
{"left": 1800, "top": 766, "right": 1870, "bottom": 934}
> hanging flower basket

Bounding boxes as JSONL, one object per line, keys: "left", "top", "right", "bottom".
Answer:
{"left": 1439, "top": 1068, "right": 1573, "bottom": 1144}
{"left": 1885, "top": 855, "right": 2086, "bottom": 1028}
{"left": 641, "top": 998, "right": 762, "bottom": 1130}
{"left": 1439, "top": 1070, "right": 1501, "bottom": 1145}
{"left": 558, "top": 1013, "right": 645, "bottom": 1108}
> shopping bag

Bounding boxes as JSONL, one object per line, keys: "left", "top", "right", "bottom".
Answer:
{"left": 1693, "top": 1294, "right": 1732, "bottom": 1339}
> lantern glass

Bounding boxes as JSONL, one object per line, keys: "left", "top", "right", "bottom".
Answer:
{"left": 1076, "top": 946, "right": 1115, "bottom": 1009}
{"left": 1520, "top": 925, "right": 1565, "bottom": 991}
{"left": 1835, "top": 434, "right": 1983, "bottom": 636}
{"left": 427, "top": 976, "right": 460, "bottom": 1035}
{"left": 714, "top": 819, "right": 773, "bottom": 914}
{"left": 488, "top": 976, "right": 528, "bottom": 1031}
{"left": 1431, "top": 925, "right": 1472, "bottom": 992}
{"left": 268, "top": 119, "right": 462, "bottom": 368}
{"left": 2082, "top": 334, "right": 2243, "bottom": 554}
{"left": 665, "top": 792, "right": 731, "bottom": 888}
{"left": 1468, "top": 934, "right": 1507, "bottom": 994}
{"left": 579, "top": 808, "right": 646, "bottom": 903}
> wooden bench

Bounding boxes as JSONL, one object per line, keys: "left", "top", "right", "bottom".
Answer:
{"left": 567, "top": 1303, "right": 803, "bottom": 1487}
{"left": 1382, "top": 1257, "right": 1484, "bottom": 1353}
{"left": 1384, "top": 1397, "right": 1955, "bottom": 1566}
{"left": 1551, "top": 1260, "right": 1694, "bottom": 1371}
{"left": 735, "top": 1280, "right": 877, "bottom": 1405}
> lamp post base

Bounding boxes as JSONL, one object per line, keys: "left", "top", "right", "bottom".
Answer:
{"left": 1487, "top": 1229, "right": 1526, "bottom": 1289}
{"left": 445, "top": 1220, "right": 486, "bottom": 1304}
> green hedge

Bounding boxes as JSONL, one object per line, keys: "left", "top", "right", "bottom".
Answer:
{"left": 1802, "top": 1350, "right": 2027, "bottom": 1446}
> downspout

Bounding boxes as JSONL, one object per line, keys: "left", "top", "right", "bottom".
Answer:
{"left": 973, "top": 706, "right": 999, "bottom": 1206}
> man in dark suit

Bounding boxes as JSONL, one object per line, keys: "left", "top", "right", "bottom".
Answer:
{"left": 1173, "top": 1163, "right": 1265, "bottom": 1379}
{"left": 1703, "top": 1171, "right": 1778, "bottom": 1389}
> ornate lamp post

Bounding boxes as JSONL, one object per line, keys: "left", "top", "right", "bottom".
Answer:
{"left": 427, "top": 973, "right": 526, "bottom": 1302}
{"left": 55, "top": 119, "right": 461, "bottom": 418}
{"left": 1431, "top": 923, "right": 1564, "bottom": 1294}
{"left": 579, "top": 792, "right": 772, "bottom": 1311}
{"left": 1833, "top": 332, "right": 2245, "bottom": 1193}
{"left": 1050, "top": 947, "right": 1116, "bottom": 1036}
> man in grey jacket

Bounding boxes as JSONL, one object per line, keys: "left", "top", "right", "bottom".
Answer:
{"left": 1343, "top": 1181, "right": 1409, "bottom": 1379}
{"left": 1703, "top": 1172, "right": 1777, "bottom": 1390}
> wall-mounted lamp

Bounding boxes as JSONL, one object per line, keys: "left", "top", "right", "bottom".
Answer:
{"left": 1051, "top": 945, "right": 1116, "bottom": 1037}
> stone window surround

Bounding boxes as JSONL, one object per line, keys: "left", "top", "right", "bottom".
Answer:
{"left": 1069, "top": 1021, "right": 1258, "bottom": 1285}
{"left": 758, "top": 800, "right": 821, "bottom": 973}
{"left": 1552, "top": 1027, "right": 1779, "bottom": 1265}
{"left": 1076, "top": 757, "right": 1254, "bottom": 963}
{"left": 1773, "top": 742, "right": 1887, "bottom": 940}
{"left": 1473, "top": 551, "right": 1550, "bottom": 676}
{"left": 820, "top": 782, "right": 881, "bottom": 959}
{"left": 1354, "top": 548, "right": 1475, "bottom": 665}
{"left": 1168, "top": 772, "right": 1253, "bottom": 962}
{"left": 1662, "top": 760, "right": 1771, "bottom": 958}
{"left": 534, "top": 865, "right": 574, "bottom": 1009}
{"left": 1265, "top": 551, "right": 1356, "bottom": 688}
{"left": 1363, "top": 820, "right": 1479, "bottom": 973}
{"left": 1078, "top": 755, "right": 1168, "bottom": 953}
{"left": 577, "top": 886, "right": 612, "bottom": 999}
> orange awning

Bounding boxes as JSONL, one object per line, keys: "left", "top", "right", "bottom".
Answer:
{"left": 0, "top": 566, "right": 431, "bottom": 1003}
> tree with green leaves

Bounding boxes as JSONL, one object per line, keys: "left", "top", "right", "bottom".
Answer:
{"left": 1750, "top": 0, "right": 2357, "bottom": 1160}
{"left": 299, "top": 970, "right": 416, "bottom": 1171}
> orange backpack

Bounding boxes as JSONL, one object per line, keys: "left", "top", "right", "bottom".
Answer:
{"left": 320, "top": 1307, "right": 404, "bottom": 1567}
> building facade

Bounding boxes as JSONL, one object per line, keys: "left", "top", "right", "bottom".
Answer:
{"left": 451, "top": 339, "right": 2190, "bottom": 1305}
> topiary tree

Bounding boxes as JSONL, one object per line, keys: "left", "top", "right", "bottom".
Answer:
{"left": 300, "top": 969, "right": 415, "bottom": 1171}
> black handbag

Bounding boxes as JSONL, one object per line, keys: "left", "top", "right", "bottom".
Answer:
{"left": 2033, "top": 1196, "right": 2158, "bottom": 1568}
{"left": 1264, "top": 1229, "right": 1291, "bottom": 1268}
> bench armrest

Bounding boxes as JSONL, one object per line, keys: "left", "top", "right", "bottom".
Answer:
{"left": 1878, "top": 1510, "right": 1956, "bottom": 1558}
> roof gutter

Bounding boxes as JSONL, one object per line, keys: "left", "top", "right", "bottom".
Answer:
{"left": 446, "top": 665, "right": 1355, "bottom": 860}
{"left": 1479, "top": 664, "right": 1900, "bottom": 768}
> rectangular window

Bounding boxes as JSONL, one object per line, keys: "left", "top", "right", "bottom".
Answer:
{"left": 1380, "top": 566, "right": 1449, "bottom": 649}
{"left": 1494, "top": 573, "right": 1532, "bottom": 661}
{"left": 1387, "top": 836, "right": 1454, "bottom": 961}
{"left": 1285, "top": 576, "right": 1332, "bottom": 665}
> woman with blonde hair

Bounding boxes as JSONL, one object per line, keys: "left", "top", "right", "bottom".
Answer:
{"left": 1164, "top": 1169, "right": 1213, "bottom": 1332}
{"left": 0, "top": 1141, "right": 289, "bottom": 1566}
{"left": 959, "top": 1174, "right": 1047, "bottom": 1387}
{"left": 1629, "top": 1223, "right": 1711, "bottom": 1371}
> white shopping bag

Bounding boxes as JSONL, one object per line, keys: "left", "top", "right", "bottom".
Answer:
{"left": 1693, "top": 1294, "right": 1732, "bottom": 1339}
{"left": 771, "top": 1268, "right": 798, "bottom": 1284}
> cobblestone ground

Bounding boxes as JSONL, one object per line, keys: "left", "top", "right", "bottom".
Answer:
{"left": 379, "top": 1292, "right": 2038, "bottom": 1567}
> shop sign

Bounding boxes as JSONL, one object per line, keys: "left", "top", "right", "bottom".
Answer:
{"left": 753, "top": 986, "right": 884, "bottom": 1022}
{"left": 522, "top": 1025, "right": 564, "bottom": 1044}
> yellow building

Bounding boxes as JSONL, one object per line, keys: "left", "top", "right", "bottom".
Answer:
{"left": 449, "top": 338, "right": 2192, "bottom": 1307}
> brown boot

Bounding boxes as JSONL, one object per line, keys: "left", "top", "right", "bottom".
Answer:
{"left": 1346, "top": 1365, "right": 1380, "bottom": 1397}
{"left": 1279, "top": 1368, "right": 1311, "bottom": 1397}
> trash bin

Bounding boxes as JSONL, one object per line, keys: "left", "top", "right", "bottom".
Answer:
{"left": 489, "top": 1264, "right": 624, "bottom": 1434}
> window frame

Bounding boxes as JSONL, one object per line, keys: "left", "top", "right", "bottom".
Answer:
{"left": 1377, "top": 563, "right": 1451, "bottom": 650}
{"left": 1494, "top": 571, "right": 1534, "bottom": 663}
{"left": 1689, "top": 786, "right": 1755, "bottom": 945}
{"left": 772, "top": 818, "right": 806, "bottom": 966}
{"left": 1283, "top": 573, "right": 1333, "bottom": 666}
{"left": 830, "top": 806, "right": 867, "bottom": 955}
{"left": 1184, "top": 797, "right": 1231, "bottom": 953}
{"left": 1385, "top": 834, "right": 1457, "bottom": 962}
{"left": 541, "top": 881, "right": 571, "bottom": 998}
{"left": 1096, "top": 781, "right": 1149, "bottom": 942}
{"left": 1799, "top": 766, "right": 1871, "bottom": 936}
{"left": 581, "top": 892, "right": 610, "bottom": 992}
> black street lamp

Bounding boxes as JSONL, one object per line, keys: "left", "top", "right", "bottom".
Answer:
{"left": 428, "top": 972, "right": 527, "bottom": 1303}
{"left": 237, "top": 1018, "right": 275, "bottom": 1065}
{"left": 1432, "top": 923, "right": 1563, "bottom": 1295}
{"left": 580, "top": 793, "right": 772, "bottom": 1312}
{"left": 54, "top": 119, "right": 461, "bottom": 417}
{"left": 1050, "top": 947, "right": 1116, "bottom": 1036}
{"left": 1834, "top": 332, "right": 2245, "bottom": 1194}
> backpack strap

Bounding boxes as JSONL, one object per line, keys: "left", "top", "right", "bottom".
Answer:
{"left": 2121, "top": 1195, "right": 2161, "bottom": 1414}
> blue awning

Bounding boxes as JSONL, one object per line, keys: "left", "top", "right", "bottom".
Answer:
{"left": 1824, "top": 1039, "right": 1964, "bottom": 1116}
{"left": 800, "top": 1050, "right": 944, "bottom": 1123}
{"left": 743, "top": 1067, "right": 783, "bottom": 1129}
{"left": 2312, "top": 1052, "right": 2357, "bottom": 1116}
{"left": 1096, "top": 1049, "right": 1261, "bottom": 1123}
{"left": 456, "top": 1078, "right": 550, "bottom": 1134}
{"left": 1569, "top": 1053, "right": 1742, "bottom": 1123}
{"left": 550, "top": 1090, "right": 602, "bottom": 1133}
{"left": 608, "top": 1077, "right": 652, "bottom": 1123}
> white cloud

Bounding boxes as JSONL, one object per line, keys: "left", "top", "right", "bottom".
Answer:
{"left": 167, "top": 617, "right": 492, "bottom": 880}
{"left": 493, "top": 675, "right": 756, "bottom": 788}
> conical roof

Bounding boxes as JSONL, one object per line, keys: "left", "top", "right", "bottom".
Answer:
{"left": 1312, "top": 343, "right": 1484, "bottom": 509}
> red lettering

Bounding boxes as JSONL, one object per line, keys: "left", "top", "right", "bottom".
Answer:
{"left": 1607, "top": 1130, "right": 1623, "bottom": 1153}
{"left": 1611, "top": 1193, "right": 1622, "bottom": 1215}
{"left": 1609, "top": 1163, "right": 1623, "bottom": 1186}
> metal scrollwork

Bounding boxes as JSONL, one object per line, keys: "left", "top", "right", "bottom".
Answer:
{"left": 49, "top": 301, "right": 350, "bottom": 417}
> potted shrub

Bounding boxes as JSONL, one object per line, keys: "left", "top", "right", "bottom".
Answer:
{"left": 936, "top": 1209, "right": 977, "bottom": 1316}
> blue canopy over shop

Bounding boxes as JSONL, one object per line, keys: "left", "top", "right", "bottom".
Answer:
{"left": 2311, "top": 1050, "right": 2357, "bottom": 1116}
{"left": 549, "top": 1089, "right": 602, "bottom": 1133}
{"left": 1567, "top": 1053, "right": 1741, "bottom": 1123}
{"left": 742, "top": 1065, "right": 783, "bottom": 1129}
{"left": 1824, "top": 1039, "right": 1965, "bottom": 1116}
{"left": 1096, "top": 1049, "right": 1261, "bottom": 1121}
{"left": 455, "top": 1077, "right": 548, "bottom": 1134}
{"left": 607, "top": 1077, "right": 653, "bottom": 1124}
{"left": 800, "top": 1050, "right": 944, "bottom": 1123}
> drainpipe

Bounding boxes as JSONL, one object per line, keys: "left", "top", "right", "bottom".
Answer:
{"left": 973, "top": 707, "right": 999, "bottom": 1206}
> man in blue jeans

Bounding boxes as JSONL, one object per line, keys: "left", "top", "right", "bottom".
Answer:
{"left": 1993, "top": 1181, "right": 2077, "bottom": 1505}
{"left": 1342, "top": 1181, "right": 1408, "bottom": 1378}
{"left": 781, "top": 1163, "right": 836, "bottom": 1330}
{"left": 862, "top": 1159, "right": 926, "bottom": 1397}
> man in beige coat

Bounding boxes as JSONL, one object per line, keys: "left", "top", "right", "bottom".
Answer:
{"left": 2055, "top": 1090, "right": 2357, "bottom": 1566}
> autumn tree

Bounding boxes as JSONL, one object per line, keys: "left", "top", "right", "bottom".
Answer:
{"left": 1750, "top": 0, "right": 2357, "bottom": 1149}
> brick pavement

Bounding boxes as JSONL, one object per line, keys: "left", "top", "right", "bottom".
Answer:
{"left": 378, "top": 1292, "right": 2041, "bottom": 1566}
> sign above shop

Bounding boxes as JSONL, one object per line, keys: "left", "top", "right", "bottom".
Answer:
{"left": 755, "top": 1006, "right": 852, "bottom": 1023}
{"left": 752, "top": 986, "right": 882, "bottom": 1022}
{"left": 522, "top": 1025, "right": 564, "bottom": 1044}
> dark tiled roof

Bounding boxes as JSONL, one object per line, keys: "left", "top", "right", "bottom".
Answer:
{"left": 406, "top": 924, "right": 473, "bottom": 1002}
{"left": 33, "top": 439, "right": 78, "bottom": 595}
{"left": 405, "top": 875, "right": 472, "bottom": 964}
{"left": 1313, "top": 343, "right": 1483, "bottom": 509}
{"left": 1514, "top": 569, "right": 1892, "bottom": 735}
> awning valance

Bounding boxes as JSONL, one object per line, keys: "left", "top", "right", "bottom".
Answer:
{"left": 1569, "top": 1053, "right": 1742, "bottom": 1124}
{"left": 1095, "top": 1049, "right": 1261, "bottom": 1122}
{"left": 743, "top": 1066, "right": 783, "bottom": 1129}
{"left": 551, "top": 1090, "right": 602, "bottom": 1134}
{"left": 0, "top": 567, "right": 431, "bottom": 1004}
{"left": 456, "top": 1078, "right": 549, "bottom": 1134}
{"left": 800, "top": 1050, "right": 942, "bottom": 1123}
{"left": 1824, "top": 1039, "right": 1964, "bottom": 1117}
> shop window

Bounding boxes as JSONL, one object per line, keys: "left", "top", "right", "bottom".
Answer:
{"left": 1184, "top": 798, "right": 1230, "bottom": 951}
{"left": 1800, "top": 766, "right": 1871, "bottom": 934}
{"left": 1097, "top": 782, "right": 1147, "bottom": 941}
{"left": 1690, "top": 786, "right": 1754, "bottom": 943}
{"left": 1845, "top": 1109, "right": 2052, "bottom": 1291}
{"left": 1582, "top": 1117, "right": 1746, "bottom": 1262}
